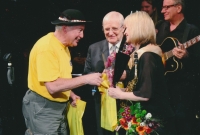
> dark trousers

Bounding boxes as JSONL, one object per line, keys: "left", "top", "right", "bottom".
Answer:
{"left": 94, "top": 91, "right": 115, "bottom": 135}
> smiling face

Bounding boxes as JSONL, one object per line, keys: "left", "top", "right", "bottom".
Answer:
{"left": 102, "top": 12, "right": 124, "bottom": 45}
{"left": 64, "top": 25, "right": 85, "bottom": 47}
{"left": 141, "top": 0, "right": 156, "bottom": 16}
{"left": 103, "top": 19, "right": 124, "bottom": 45}
{"left": 123, "top": 24, "right": 131, "bottom": 45}
{"left": 161, "top": 0, "right": 181, "bottom": 21}
{"left": 124, "top": 11, "right": 156, "bottom": 46}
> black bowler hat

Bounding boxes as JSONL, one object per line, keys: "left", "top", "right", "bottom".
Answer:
{"left": 51, "top": 9, "right": 91, "bottom": 26}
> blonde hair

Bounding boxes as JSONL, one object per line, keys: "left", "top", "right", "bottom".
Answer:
{"left": 124, "top": 11, "right": 156, "bottom": 45}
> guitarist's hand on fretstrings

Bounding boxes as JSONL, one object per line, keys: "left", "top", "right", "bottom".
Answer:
{"left": 172, "top": 42, "right": 188, "bottom": 59}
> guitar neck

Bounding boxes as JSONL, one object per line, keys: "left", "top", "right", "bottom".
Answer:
{"left": 183, "top": 35, "right": 200, "bottom": 48}
{"left": 163, "top": 35, "right": 200, "bottom": 60}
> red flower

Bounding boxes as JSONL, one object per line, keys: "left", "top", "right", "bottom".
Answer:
{"left": 144, "top": 126, "right": 152, "bottom": 134}
{"left": 136, "top": 126, "right": 145, "bottom": 135}
{"left": 126, "top": 113, "right": 131, "bottom": 118}
{"left": 125, "top": 107, "right": 131, "bottom": 113}
{"left": 119, "top": 118, "right": 128, "bottom": 130}
{"left": 131, "top": 116, "right": 138, "bottom": 124}
{"left": 122, "top": 112, "right": 126, "bottom": 117}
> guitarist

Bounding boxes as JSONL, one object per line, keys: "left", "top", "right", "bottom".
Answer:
{"left": 156, "top": 0, "right": 200, "bottom": 134}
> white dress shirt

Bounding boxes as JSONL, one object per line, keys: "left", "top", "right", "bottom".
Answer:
{"left": 108, "top": 40, "right": 121, "bottom": 54}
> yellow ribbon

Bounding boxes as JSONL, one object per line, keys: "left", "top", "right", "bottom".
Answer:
{"left": 98, "top": 73, "right": 117, "bottom": 131}
{"left": 98, "top": 73, "right": 110, "bottom": 93}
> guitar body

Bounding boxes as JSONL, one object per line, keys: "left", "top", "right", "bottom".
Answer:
{"left": 164, "top": 57, "right": 182, "bottom": 75}
{"left": 160, "top": 37, "right": 178, "bottom": 52}
{"left": 159, "top": 37, "right": 182, "bottom": 75}
{"left": 159, "top": 35, "right": 200, "bottom": 75}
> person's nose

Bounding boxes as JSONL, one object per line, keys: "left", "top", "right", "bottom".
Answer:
{"left": 108, "top": 30, "right": 114, "bottom": 35}
{"left": 80, "top": 31, "right": 84, "bottom": 38}
{"left": 161, "top": 8, "right": 165, "bottom": 13}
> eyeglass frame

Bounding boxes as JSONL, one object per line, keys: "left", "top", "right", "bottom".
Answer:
{"left": 162, "top": 3, "right": 178, "bottom": 10}
{"left": 103, "top": 25, "right": 124, "bottom": 33}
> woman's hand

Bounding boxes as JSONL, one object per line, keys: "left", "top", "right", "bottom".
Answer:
{"left": 108, "top": 87, "right": 149, "bottom": 101}
{"left": 108, "top": 87, "right": 124, "bottom": 99}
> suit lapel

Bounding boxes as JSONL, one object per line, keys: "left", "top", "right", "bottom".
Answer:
{"left": 101, "top": 40, "right": 109, "bottom": 61}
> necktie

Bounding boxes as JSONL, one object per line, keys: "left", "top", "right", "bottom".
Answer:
{"left": 110, "top": 45, "right": 117, "bottom": 53}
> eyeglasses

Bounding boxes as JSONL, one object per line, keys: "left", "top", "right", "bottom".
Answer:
{"left": 103, "top": 25, "right": 123, "bottom": 33}
{"left": 162, "top": 4, "right": 178, "bottom": 10}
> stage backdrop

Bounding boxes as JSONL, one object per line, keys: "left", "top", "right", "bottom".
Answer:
{"left": 0, "top": 0, "right": 200, "bottom": 134}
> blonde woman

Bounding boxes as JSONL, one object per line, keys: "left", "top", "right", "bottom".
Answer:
{"left": 108, "top": 11, "right": 177, "bottom": 135}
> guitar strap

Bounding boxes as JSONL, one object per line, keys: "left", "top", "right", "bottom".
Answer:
{"left": 182, "top": 23, "right": 190, "bottom": 43}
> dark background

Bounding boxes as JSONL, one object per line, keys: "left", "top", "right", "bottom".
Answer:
{"left": 0, "top": 0, "right": 200, "bottom": 134}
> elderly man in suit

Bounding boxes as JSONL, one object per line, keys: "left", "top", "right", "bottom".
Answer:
{"left": 84, "top": 11, "right": 125, "bottom": 135}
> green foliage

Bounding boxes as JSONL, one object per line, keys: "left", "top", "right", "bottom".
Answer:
{"left": 117, "top": 101, "right": 160, "bottom": 135}
{"left": 118, "top": 108, "right": 125, "bottom": 119}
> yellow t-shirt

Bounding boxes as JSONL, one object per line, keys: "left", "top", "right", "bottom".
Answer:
{"left": 28, "top": 32, "right": 72, "bottom": 102}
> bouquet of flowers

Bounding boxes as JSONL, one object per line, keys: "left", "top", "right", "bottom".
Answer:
{"left": 99, "top": 38, "right": 135, "bottom": 131}
{"left": 104, "top": 51, "right": 117, "bottom": 87}
{"left": 103, "top": 42, "right": 134, "bottom": 87}
{"left": 115, "top": 102, "right": 161, "bottom": 135}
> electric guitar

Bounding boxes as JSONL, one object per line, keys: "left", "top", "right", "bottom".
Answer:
{"left": 160, "top": 35, "right": 200, "bottom": 75}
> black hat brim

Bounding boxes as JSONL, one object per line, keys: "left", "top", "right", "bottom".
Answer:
{"left": 51, "top": 20, "right": 92, "bottom": 26}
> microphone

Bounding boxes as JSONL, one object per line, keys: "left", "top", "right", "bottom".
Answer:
{"left": 3, "top": 53, "right": 15, "bottom": 85}
{"left": 92, "top": 60, "right": 105, "bottom": 96}
{"left": 7, "top": 63, "right": 15, "bottom": 85}
{"left": 95, "top": 60, "right": 104, "bottom": 73}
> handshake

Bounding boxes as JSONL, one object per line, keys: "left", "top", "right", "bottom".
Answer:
{"left": 82, "top": 72, "right": 103, "bottom": 86}
{"left": 83, "top": 70, "right": 126, "bottom": 87}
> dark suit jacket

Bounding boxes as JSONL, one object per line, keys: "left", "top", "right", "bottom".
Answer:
{"left": 84, "top": 39, "right": 109, "bottom": 74}
{"left": 83, "top": 39, "right": 117, "bottom": 135}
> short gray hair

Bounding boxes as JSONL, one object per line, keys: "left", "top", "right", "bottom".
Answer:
{"left": 173, "top": 0, "right": 185, "bottom": 13}
{"left": 102, "top": 11, "right": 124, "bottom": 27}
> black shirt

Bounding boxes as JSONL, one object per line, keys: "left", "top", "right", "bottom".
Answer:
{"left": 156, "top": 19, "right": 200, "bottom": 116}
{"left": 127, "top": 51, "right": 174, "bottom": 120}
{"left": 157, "top": 19, "right": 200, "bottom": 83}
{"left": 157, "top": 19, "right": 199, "bottom": 44}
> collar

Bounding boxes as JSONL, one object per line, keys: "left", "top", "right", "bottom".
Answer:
{"left": 165, "top": 18, "right": 187, "bottom": 32}
{"left": 139, "top": 41, "right": 151, "bottom": 49}
{"left": 128, "top": 44, "right": 162, "bottom": 69}
{"left": 174, "top": 18, "right": 187, "bottom": 32}
{"left": 108, "top": 40, "right": 122, "bottom": 52}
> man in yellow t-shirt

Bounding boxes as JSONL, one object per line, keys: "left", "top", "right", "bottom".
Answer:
{"left": 22, "top": 9, "right": 103, "bottom": 135}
